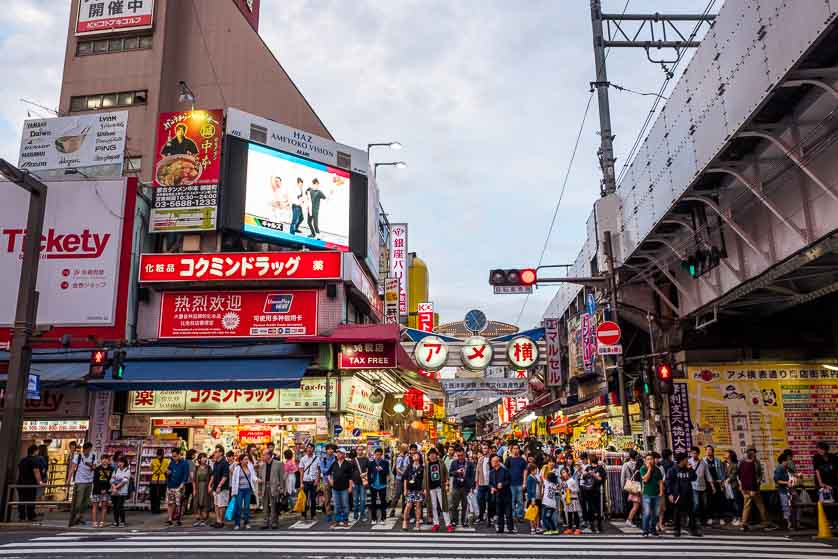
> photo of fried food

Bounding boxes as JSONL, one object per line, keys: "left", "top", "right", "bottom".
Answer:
{"left": 155, "top": 154, "right": 202, "bottom": 186}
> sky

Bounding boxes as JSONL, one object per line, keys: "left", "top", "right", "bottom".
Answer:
{"left": 0, "top": 0, "right": 716, "bottom": 329}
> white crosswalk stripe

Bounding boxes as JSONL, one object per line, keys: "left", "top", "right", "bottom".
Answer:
{"left": 0, "top": 531, "right": 834, "bottom": 557}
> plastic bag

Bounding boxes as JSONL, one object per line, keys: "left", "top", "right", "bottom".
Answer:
{"left": 524, "top": 503, "right": 539, "bottom": 522}
{"left": 467, "top": 491, "right": 479, "bottom": 515}
{"left": 224, "top": 494, "right": 238, "bottom": 522}
{"left": 293, "top": 488, "right": 307, "bottom": 513}
{"left": 724, "top": 480, "right": 735, "bottom": 501}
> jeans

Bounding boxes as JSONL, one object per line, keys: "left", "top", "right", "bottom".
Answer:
{"left": 510, "top": 485, "right": 524, "bottom": 519}
{"left": 494, "top": 490, "right": 514, "bottom": 533}
{"left": 333, "top": 489, "right": 349, "bottom": 522}
{"left": 370, "top": 487, "right": 387, "bottom": 521}
{"left": 352, "top": 485, "right": 367, "bottom": 520}
{"left": 778, "top": 492, "right": 797, "bottom": 526}
{"left": 302, "top": 481, "right": 318, "bottom": 520}
{"left": 642, "top": 495, "right": 660, "bottom": 534}
{"left": 541, "top": 506, "right": 558, "bottom": 532}
{"left": 233, "top": 488, "right": 251, "bottom": 527}
{"left": 477, "top": 486, "right": 490, "bottom": 520}
{"left": 112, "top": 495, "right": 126, "bottom": 525}
{"left": 390, "top": 477, "right": 404, "bottom": 513}
{"left": 692, "top": 489, "right": 707, "bottom": 525}
{"left": 290, "top": 205, "right": 303, "bottom": 234}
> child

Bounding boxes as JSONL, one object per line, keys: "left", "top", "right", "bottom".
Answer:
{"left": 525, "top": 464, "right": 540, "bottom": 534}
{"left": 541, "top": 472, "right": 560, "bottom": 535}
{"left": 560, "top": 468, "right": 581, "bottom": 535}
{"left": 91, "top": 454, "right": 112, "bottom": 528}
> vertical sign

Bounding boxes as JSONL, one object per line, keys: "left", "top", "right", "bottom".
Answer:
{"left": 417, "top": 302, "right": 434, "bottom": 332}
{"left": 667, "top": 382, "right": 694, "bottom": 455}
{"left": 389, "top": 224, "right": 408, "bottom": 321}
{"left": 90, "top": 391, "right": 112, "bottom": 456}
{"left": 383, "top": 278, "right": 400, "bottom": 324}
{"left": 544, "top": 318, "right": 562, "bottom": 386}
{"left": 581, "top": 313, "right": 597, "bottom": 373}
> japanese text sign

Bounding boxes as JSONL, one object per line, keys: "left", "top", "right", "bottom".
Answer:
{"left": 338, "top": 343, "right": 397, "bottom": 369}
{"left": 667, "top": 382, "right": 693, "bottom": 455}
{"left": 77, "top": 0, "right": 154, "bottom": 35}
{"left": 414, "top": 336, "right": 448, "bottom": 372}
{"left": 157, "top": 289, "right": 317, "bottom": 339}
{"left": 139, "top": 251, "right": 342, "bottom": 282}
{"left": 389, "top": 224, "right": 408, "bottom": 318}
{"left": 153, "top": 109, "right": 223, "bottom": 187}
{"left": 417, "top": 302, "right": 434, "bottom": 333}
{"left": 128, "top": 388, "right": 281, "bottom": 413}
{"left": 461, "top": 336, "right": 493, "bottom": 371}
{"left": 507, "top": 336, "right": 538, "bottom": 369}
{"left": 544, "top": 318, "right": 562, "bottom": 386}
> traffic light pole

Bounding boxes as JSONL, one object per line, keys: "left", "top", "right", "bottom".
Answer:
{"left": 0, "top": 160, "right": 47, "bottom": 515}
{"left": 603, "top": 231, "right": 631, "bottom": 436}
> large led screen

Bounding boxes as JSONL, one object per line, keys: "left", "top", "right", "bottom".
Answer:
{"left": 244, "top": 144, "right": 351, "bottom": 251}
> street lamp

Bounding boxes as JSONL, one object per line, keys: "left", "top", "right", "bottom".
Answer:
{"left": 374, "top": 161, "right": 407, "bottom": 177}
{"left": 368, "top": 141, "right": 403, "bottom": 152}
{"left": 178, "top": 81, "right": 196, "bottom": 110}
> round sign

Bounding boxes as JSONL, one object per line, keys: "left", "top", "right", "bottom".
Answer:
{"left": 464, "top": 309, "right": 488, "bottom": 334}
{"left": 596, "top": 321, "right": 622, "bottom": 346}
{"left": 507, "top": 336, "right": 539, "bottom": 369}
{"left": 351, "top": 427, "right": 362, "bottom": 437}
{"left": 414, "top": 335, "right": 449, "bottom": 371}
{"left": 461, "top": 336, "right": 493, "bottom": 371}
{"left": 333, "top": 424, "right": 343, "bottom": 436}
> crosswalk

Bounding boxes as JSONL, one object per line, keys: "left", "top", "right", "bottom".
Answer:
{"left": 0, "top": 531, "right": 835, "bottom": 558}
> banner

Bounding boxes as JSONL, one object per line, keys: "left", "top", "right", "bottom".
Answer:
{"left": 338, "top": 343, "right": 396, "bottom": 369}
{"left": 340, "top": 376, "right": 384, "bottom": 418}
{"left": 441, "top": 378, "right": 529, "bottom": 398}
{"left": 278, "top": 377, "right": 338, "bottom": 412}
{"left": 389, "top": 224, "right": 408, "bottom": 319}
{"left": 383, "top": 278, "right": 400, "bottom": 324}
{"left": 417, "top": 302, "right": 434, "bottom": 332}
{"left": 129, "top": 388, "right": 282, "bottom": 413}
{"left": 544, "top": 318, "right": 562, "bottom": 386}
{"left": 139, "top": 251, "right": 342, "bottom": 282}
{"left": 76, "top": 0, "right": 155, "bottom": 35}
{"left": 18, "top": 111, "right": 128, "bottom": 178}
{"left": 667, "top": 382, "right": 693, "bottom": 456}
{"left": 150, "top": 185, "right": 217, "bottom": 233}
{"left": 157, "top": 289, "right": 318, "bottom": 339}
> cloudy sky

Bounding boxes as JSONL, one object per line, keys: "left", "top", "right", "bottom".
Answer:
{"left": 0, "top": 0, "right": 714, "bottom": 329}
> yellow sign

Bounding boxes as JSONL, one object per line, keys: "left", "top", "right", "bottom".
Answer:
{"left": 682, "top": 363, "right": 838, "bottom": 488}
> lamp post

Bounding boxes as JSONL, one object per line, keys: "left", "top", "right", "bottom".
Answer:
{"left": 373, "top": 161, "right": 407, "bottom": 178}
{"left": 367, "top": 141, "right": 403, "bottom": 152}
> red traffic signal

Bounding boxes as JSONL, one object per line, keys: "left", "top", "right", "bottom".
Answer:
{"left": 656, "top": 363, "right": 672, "bottom": 381}
{"left": 89, "top": 349, "right": 108, "bottom": 378}
{"left": 489, "top": 268, "right": 538, "bottom": 286}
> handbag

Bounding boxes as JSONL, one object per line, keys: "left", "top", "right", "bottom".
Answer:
{"left": 624, "top": 467, "right": 641, "bottom": 494}
{"left": 723, "top": 479, "right": 735, "bottom": 501}
{"left": 524, "top": 503, "right": 539, "bottom": 522}
{"left": 224, "top": 494, "right": 238, "bottom": 522}
{"left": 356, "top": 458, "right": 369, "bottom": 487}
{"left": 467, "top": 491, "right": 479, "bottom": 515}
{"left": 293, "top": 488, "right": 307, "bottom": 513}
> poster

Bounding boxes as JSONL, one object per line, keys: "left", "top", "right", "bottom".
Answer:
{"left": 544, "top": 318, "right": 562, "bottom": 386}
{"left": 90, "top": 391, "right": 112, "bottom": 455}
{"left": 157, "top": 289, "right": 318, "bottom": 339}
{"left": 76, "top": 0, "right": 154, "bottom": 35}
{"left": 150, "top": 185, "right": 217, "bottom": 232}
{"left": 278, "top": 377, "right": 338, "bottom": 412}
{"left": 389, "top": 224, "right": 408, "bottom": 317}
{"left": 18, "top": 111, "right": 128, "bottom": 178}
{"left": 681, "top": 363, "right": 838, "bottom": 488}
{"left": 152, "top": 109, "right": 223, "bottom": 187}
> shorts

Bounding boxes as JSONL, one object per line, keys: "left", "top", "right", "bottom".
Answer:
{"left": 214, "top": 489, "right": 230, "bottom": 508}
{"left": 90, "top": 492, "right": 111, "bottom": 505}
{"left": 406, "top": 490, "right": 425, "bottom": 504}
{"left": 166, "top": 488, "right": 183, "bottom": 506}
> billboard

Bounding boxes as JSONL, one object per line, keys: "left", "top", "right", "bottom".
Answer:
{"left": 139, "top": 251, "right": 342, "bottom": 282}
{"left": 76, "top": 0, "right": 155, "bottom": 36}
{"left": 244, "top": 144, "right": 351, "bottom": 251}
{"left": 18, "top": 111, "right": 128, "bottom": 178}
{"left": 157, "top": 289, "right": 318, "bottom": 339}
{"left": 0, "top": 178, "right": 134, "bottom": 334}
{"left": 389, "top": 224, "right": 408, "bottom": 319}
{"left": 365, "top": 174, "right": 381, "bottom": 284}
{"left": 417, "top": 302, "right": 434, "bottom": 332}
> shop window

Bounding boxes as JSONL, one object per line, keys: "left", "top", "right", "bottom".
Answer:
{"left": 76, "top": 34, "right": 153, "bottom": 56}
{"left": 94, "top": 40, "right": 108, "bottom": 53}
{"left": 101, "top": 93, "right": 118, "bottom": 108}
{"left": 69, "top": 90, "right": 148, "bottom": 113}
{"left": 123, "top": 36, "right": 140, "bottom": 50}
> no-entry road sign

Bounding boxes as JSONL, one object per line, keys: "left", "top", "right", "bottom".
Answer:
{"left": 596, "top": 321, "right": 621, "bottom": 346}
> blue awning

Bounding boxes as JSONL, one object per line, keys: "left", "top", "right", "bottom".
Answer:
{"left": 0, "top": 361, "right": 89, "bottom": 384}
{"left": 87, "top": 357, "right": 311, "bottom": 391}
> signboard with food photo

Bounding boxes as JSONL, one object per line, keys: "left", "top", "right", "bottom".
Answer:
{"left": 153, "top": 109, "right": 223, "bottom": 187}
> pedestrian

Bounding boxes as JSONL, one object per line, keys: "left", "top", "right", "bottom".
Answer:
{"left": 620, "top": 449, "right": 641, "bottom": 527}
{"left": 774, "top": 452, "right": 797, "bottom": 530}
{"left": 368, "top": 447, "right": 389, "bottom": 524}
{"left": 261, "top": 448, "right": 285, "bottom": 530}
{"left": 351, "top": 445, "right": 369, "bottom": 523}
{"left": 110, "top": 455, "right": 131, "bottom": 527}
{"left": 192, "top": 453, "right": 211, "bottom": 527}
{"left": 541, "top": 471, "right": 559, "bottom": 535}
{"left": 298, "top": 443, "right": 320, "bottom": 521}
{"left": 328, "top": 447, "right": 354, "bottom": 528}
{"left": 183, "top": 449, "right": 196, "bottom": 516}
{"left": 401, "top": 447, "right": 424, "bottom": 530}
{"left": 68, "top": 442, "right": 96, "bottom": 527}
{"left": 16, "top": 444, "right": 44, "bottom": 522}
{"left": 165, "top": 448, "right": 189, "bottom": 526}
{"left": 659, "top": 449, "right": 675, "bottom": 530}
{"left": 560, "top": 467, "right": 581, "bottom": 534}
{"left": 581, "top": 455, "right": 606, "bottom": 533}
{"left": 390, "top": 444, "right": 410, "bottom": 519}
{"left": 640, "top": 453, "right": 664, "bottom": 537}
{"left": 149, "top": 448, "right": 168, "bottom": 515}
{"left": 813, "top": 441, "right": 838, "bottom": 528}
{"left": 282, "top": 449, "right": 298, "bottom": 513}
{"left": 577, "top": 452, "right": 590, "bottom": 527}
{"left": 504, "top": 444, "right": 527, "bottom": 522}
{"left": 703, "top": 445, "right": 725, "bottom": 526}
{"left": 476, "top": 443, "right": 493, "bottom": 525}
{"left": 231, "top": 452, "right": 259, "bottom": 530}
{"left": 688, "top": 446, "right": 714, "bottom": 528}
{"left": 425, "top": 448, "right": 454, "bottom": 532}
{"left": 90, "top": 454, "right": 112, "bottom": 528}
{"left": 35, "top": 444, "right": 48, "bottom": 505}
{"left": 449, "top": 447, "right": 474, "bottom": 528}
{"left": 724, "top": 450, "right": 743, "bottom": 526}
{"left": 319, "top": 445, "right": 337, "bottom": 523}
{"left": 525, "top": 463, "right": 540, "bottom": 534}
{"left": 209, "top": 446, "right": 230, "bottom": 529}
{"left": 666, "top": 452, "right": 699, "bottom": 537}
{"left": 490, "top": 454, "right": 515, "bottom": 534}
{"left": 739, "top": 447, "right": 777, "bottom": 531}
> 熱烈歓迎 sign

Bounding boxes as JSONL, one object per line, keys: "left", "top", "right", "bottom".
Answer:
{"left": 139, "top": 251, "right": 342, "bottom": 282}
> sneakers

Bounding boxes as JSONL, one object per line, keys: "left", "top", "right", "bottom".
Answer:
{"left": 447, "top": 524, "right": 455, "bottom": 533}
{"left": 233, "top": 525, "right": 240, "bottom": 531}
{"left": 563, "top": 528, "right": 573, "bottom": 535}
{"left": 624, "top": 520, "right": 634, "bottom": 528}
{"left": 431, "top": 524, "right": 440, "bottom": 532}
{"left": 574, "top": 529, "right": 582, "bottom": 535}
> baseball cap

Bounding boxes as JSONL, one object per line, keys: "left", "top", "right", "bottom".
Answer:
{"left": 336, "top": 447, "right": 347, "bottom": 454}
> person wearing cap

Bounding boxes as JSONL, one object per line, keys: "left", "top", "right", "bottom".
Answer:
{"left": 665, "top": 452, "right": 699, "bottom": 537}
{"left": 327, "top": 447, "right": 354, "bottom": 528}
{"left": 425, "top": 448, "right": 454, "bottom": 532}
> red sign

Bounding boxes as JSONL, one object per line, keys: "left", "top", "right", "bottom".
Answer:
{"left": 139, "top": 251, "right": 342, "bottom": 282}
{"left": 157, "top": 290, "right": 318, "bottom": 339}
{"left": 417, "top": 302, "right": 434, "bottom": 333}
{"left": 76, "top": 0, "right": 155, "bottom": 35}
{"left": 595, "top": 321, "right": 622, "bottom": 346}
{"left": 152, "top": 418, "right": 206, "bottom": 428}
{"left": 337, "top": 343, "right": 397, "bottom": 369}
{"left": 153, "top": 109, "right": 223, "bottom": 187}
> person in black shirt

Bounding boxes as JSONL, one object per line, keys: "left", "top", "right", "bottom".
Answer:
{"left": 402, "top": 451, "right": 424, "bottom": 530}
{"left": 16, "top": 445, "right": 43, "bottom": 521}
{"left": 449, "top": 448, "right": 475, "bottom": 527}
{"left": 161, "top": 123, "right": 199, "bottom": 157}
{"left": 306, "top": 179, "right": 326, "bottom": 238}
{"left": 210, "top": 447, "right": 230, "bottom": 529}
{"left": 328, "top": 448, "right": 354, "bottom": 527}
{"left": 581, "top": 455, "right": 607, "bottom": 533}
{"left": 91, "top": 454, "right": 112, "bottom": 528}
{"left": 814, "top": 442, "right": 838, "bottom": 528}
{"left": 489, "top": 455, "right": 514, "bottom": 534}
{"left": 666, "top": 452, "right": 699, "bottom": 537}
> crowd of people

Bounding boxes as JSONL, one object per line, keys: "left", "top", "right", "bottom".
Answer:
{"left": 16, "top": 436, "right": 838, "bottom": 535}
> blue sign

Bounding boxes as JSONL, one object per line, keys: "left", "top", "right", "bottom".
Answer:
{"left": 263, "top": 294, "right": 294, "bottom": 314}
{"left": 586, "top": 293, "right": 597, "bottom": 316}
{"left": 333, "top": 424, "right": 343, "bottom": 436}
{"left": 26, "top": 373, "right": 40, "bottom": 400}
{"left": 351, "top": 427, "right": 362, "bottom": 437}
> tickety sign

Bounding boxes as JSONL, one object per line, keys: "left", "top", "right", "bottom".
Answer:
{"left": 139, "top": 251, "right": 342, "bottom": 282}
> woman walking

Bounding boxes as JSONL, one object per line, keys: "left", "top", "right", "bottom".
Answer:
{"left": 283, "top": 449, "right": 299, "bottom": 514}
{"left": 192, "top": 453, "right": 212, "bottom": 527}
{"left": 724, "top": 450, "right": 743, "bottom": 527}
{"left": 231, "top": 453, "right": 260, "bottom": 530}
{"left": 402, "top": 450, "right": 424, "bottom": 530}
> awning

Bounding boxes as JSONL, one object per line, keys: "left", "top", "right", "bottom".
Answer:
{"left": 0, "top": 361, "right": 89, "bottom": 384}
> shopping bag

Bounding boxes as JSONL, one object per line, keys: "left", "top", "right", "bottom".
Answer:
{"left": 224, "top": 494, "right": 238, "bottom": 522}
{"left": 293, "top": 488, "right": 307, "bottom": 513}
{"left": 623, "top": 479, "right": 642, "bottom": 494}
{"left": 723, "top": 480, "right": 735, "bottom": 501}
{"left": 524, "top": 503, "right": 539, "bottom": 522}
{"left": 798, "top": 488, "right": 813, "bottom": 506}
{"left": 467, "top": 491, "right": 479, "bottom": 515}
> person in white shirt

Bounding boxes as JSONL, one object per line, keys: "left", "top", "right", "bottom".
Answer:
{"left": 68, "top": 442, "right": 96, "bottom": 527}
{"left": 541, "top": 471, "right": 559, "bottom": 534}
{"left": 230, "top": 453, "right": 260, "bottom": 530}
{"left": 110, "top": 456, "right": 131, "bottom": 527}
{"left": 298, "top": 443, "right": 320, "bottom": 521}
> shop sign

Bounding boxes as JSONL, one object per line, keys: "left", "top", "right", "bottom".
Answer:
{"left": 0, "top": 388, "right": 89, "bottom": 418}
{"left": 507, "top": 336, "right": 539, "bottom": 369}
{"left": 122, "top": 415, "right": 150, "bottom": 437}
{"left": 151, "top": 418, "right": 205, "bottom": 428}
{"left": 239, "top": 428, "right": 272, "bottom": 444}
{"left": 76, "top": 0, "right": 154, "bottom": 35}
{"left": 158, "top": 289, "right": 318, "bottom": 339}
{"left": 389, "top": 224, "right": 408, "bottom": 318}
{"left": 500, "top": 397, "right": 528, "bottom": 425}
{"left": 413, "top": 336, "right": 448, "bottom": 372}
{"left": 139, "top": 251, "right": 342, "bottom": 282}
{"left": 129, "top": 389, "right": 281, "bottom": 412}
{"left": 417, "top": 302, "right": 434, "bottom": 332}
{"left": 22, "top": 419, "right": 89, "bottom": 433}
{"left": 90, "top": 391, "right": 112, "bottom": 455}
{"left": 278, "top": 377, "right": 338, "bottom": 411}
{"left": 150, "top": 186, "right": 217, "bottom": 233}
{"left": 461, "top": 336, "right": 493, "bottom": 371}
{"left": 568, "top": 312, "right": 600, "bottom": 377}
{"left": 18, "top": 111, "right": 128, "bottom": 178}
{"left": 383, "top": 278, "right": 400, "bottom": 324}
{"left": 341, "top": 376, "right": 384, "bottom": 418}
{"left": 440, "top": 378, "right": 529, "bottom": 398}
{"left": 128, "top": 390, "right": 186, "bottom": 412}
{"left": 667, "top": 382, "right": 693, "bottom": 456}
{"left": 338, "top": 343, "right": 396, "bottom": 369}
{"left": 544, "top": 318, "right": 562, "bottom": 386}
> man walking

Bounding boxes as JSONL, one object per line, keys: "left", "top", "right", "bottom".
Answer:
{"left": 390, "top": 444, "right": 410, "bottom": 519}
{"left": 703, "top": 445, "right": 724, "bottom": 526}
{"left": 17, "top": 445, "right": 44, "bottom": 522}
{"left": 449, "top": 448, "right": 475, "bottom": 527}
{"left": 351, "top": 445, "right": 369, "bottom": 522}
{"left": 739, "top": 447, "right": 777, "bottom": 531}
{"left": 320, "top": 445, "right": 337, "bottom": 522}
{"left": 328, "top": 448, "right": 354, "bottom": 527}
{"left": 489, "top": 455, "right": 514, "bottom": 534}
{"left": 298, "top": 443, "right": 320, "bottom": 521}
{"left": 688, "top": 446, "right": 714, "bottom": 528}
{"left": 504, "top": 444, "right": 527, "bottom": 522}
{"left": 640, "top": 453, "right": 664, "bottom": 537}
{"left": 368, "top": 448, "right": 389, "bottom": 524}
{"left": 210, "top": 447, "right": 230, "bottom": 529}
{"left": 666, "top": 452, "right": 700, "bottom": 537}
{"left": 476, "top": 443, "right": 493, "bottom": 525}
{"left": 425, "top": 448, "right": 454, "bottom": 532}
{"left": 166, "top": 448, "right": 190, "bottom": 527}
{"left": 261, "top": 449, "right": 285, "bottom": 529}
{"left": 581, "top": 455, "right": 606, "bottom": 533}
{"left": 68, "top": 442, "right": 96, "bottom": 527}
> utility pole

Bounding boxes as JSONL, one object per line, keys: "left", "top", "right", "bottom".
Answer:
{"left": 590, "top": 0, "right": 617, "bottom": 197}
{"left": 603, "top": 231, "right": 631, "bottom": 436}
{"left": 0, "top": 160, "right": 47, "bottom": 514}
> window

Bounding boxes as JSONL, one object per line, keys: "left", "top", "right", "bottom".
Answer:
{"left": 124, "top": 157, "right": 142, "bottom": 174}
{"left": 76, "top": 34, "right": 153, "bottom": 56}
{"left": 69, "top": 90, "right": 148, "bottom": 113}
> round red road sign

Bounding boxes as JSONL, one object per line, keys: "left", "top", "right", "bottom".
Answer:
{"left": 596, "top": 321, "right": 621, "bottom": 346}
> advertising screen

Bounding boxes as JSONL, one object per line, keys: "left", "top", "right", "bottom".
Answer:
{"left": 244, "top": 144, "right": 351, "bottom": 251}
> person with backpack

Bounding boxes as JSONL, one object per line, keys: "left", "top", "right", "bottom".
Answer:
{"left": 110, "top": 455, "right": 131, "bottom": 527}
{"left": 68, "top": 442, "right": 97, "bottom": 527}
{"left": 351, "top": 445, "right": 369, "bottom": 523}
{"left": 298, "top": 443, "right": 320, "bottom": 521}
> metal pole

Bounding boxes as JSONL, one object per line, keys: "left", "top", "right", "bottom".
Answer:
{"left": 0, "top": 160, "right": 47, "bottom": 514}
{"left": 603, "top": 231, "right": 630, "bottom": 435}
{"left": 325, "top": 370, "right": 332, "bottom": 438}
{"left": 590, "top": 0, "right": 617, "bottom": 196}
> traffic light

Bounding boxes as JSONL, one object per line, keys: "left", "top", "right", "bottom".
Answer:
{"left": 112, "top": 349, "right": 127, "bottom": 380}
{"left": 656, "top": 362, "right": 674, "bottom": 395}
{"left": 89, "top": 349, "right": 108, "bottom": 378}
{"left": 489, "top": 268, "right": 538, "bottom": 286}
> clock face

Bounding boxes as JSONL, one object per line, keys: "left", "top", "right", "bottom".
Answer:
{"left": 464, "top": 309, "right": 487, "bottom": 334}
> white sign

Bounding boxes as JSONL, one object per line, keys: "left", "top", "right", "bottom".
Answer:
{"left": 76, "top": 0, "right": 155, "bottom": 36}
{"left": 544, "top": 318, "right": 562, "bottom": 386}
{"left": 0, "top": 179, "right": 127, "bottom": 327}
{"left": 494, "top": 285, "right": 533, "bottom": 295}
{"left": 18, "top": 111, "right": 128, "bottom": 178}
{"left": 340, "top": 376, "right": 384, "bottom": 418}
{"left": 597, "top": 343, "right": 623, "bottom": 355}
{"left": 461, "top": 336, "right": 493, "bottom": 371}
{"left": 225, "top": 108, "right": 368, "bottom": 176}
{"left": 440, "top": 378, "right": 529, "bottom": 398}
{"left": 383, "top": 278, "right": 400, "bottom": 324}
{"left": 389, "top": 224, "right": 408, "bottom": 319}
{"left": 414, "top": 336, "right": 449, "bottom": 372}
{"left": 90, "top": 391, "right": 112, "bottom": 456}
{"left": 507, "top": 336, "right": 539, "bottom": 369}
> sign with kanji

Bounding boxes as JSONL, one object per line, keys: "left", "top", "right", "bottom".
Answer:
{"left": 507, "top": 336, "right": 539, "bottom": 369}
{"left": 139, "top": 251, "right": 342, "bottom": 282}
{"left": 544, "top": 318, "right": 562, "bottom": 386}
{"left": 461, "top": 336, "right": 493, "bottom": 371}
{"left": 383, "top": 278, "right": 400, "bottom": 324}
{"left": 595, "top": 321, "right": 621, "bottom": 346}
{"left": 667, "top": 382, "right": 693, "bottom": 455}
{"left": 389, "top": 224, "right": 408, "bottom": 318}
{"left": 153, "top": 109, "right": 223, "bottom": 187}
{"left": 440, "top": 378, "right": 528, "bottom": 398}
{"left": 157, "top": 289, "right": 317, "bottom": 339}
{"left": 417, "top": 302, "right": 434, "bottom": 332}
{"left": 414, "top": 336, "right": 449, "bottom": 372}
{"left": 128, "top": 388, "right": 282, "bottom": 413}
{"left": 597, "top": 343, "right": 622, "bottom": 355}
{"left": 338, "top": 343, "right": 397, "bottom": 369}
{"left": 76, "top": 0, "right": 154, "bottom": 35}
